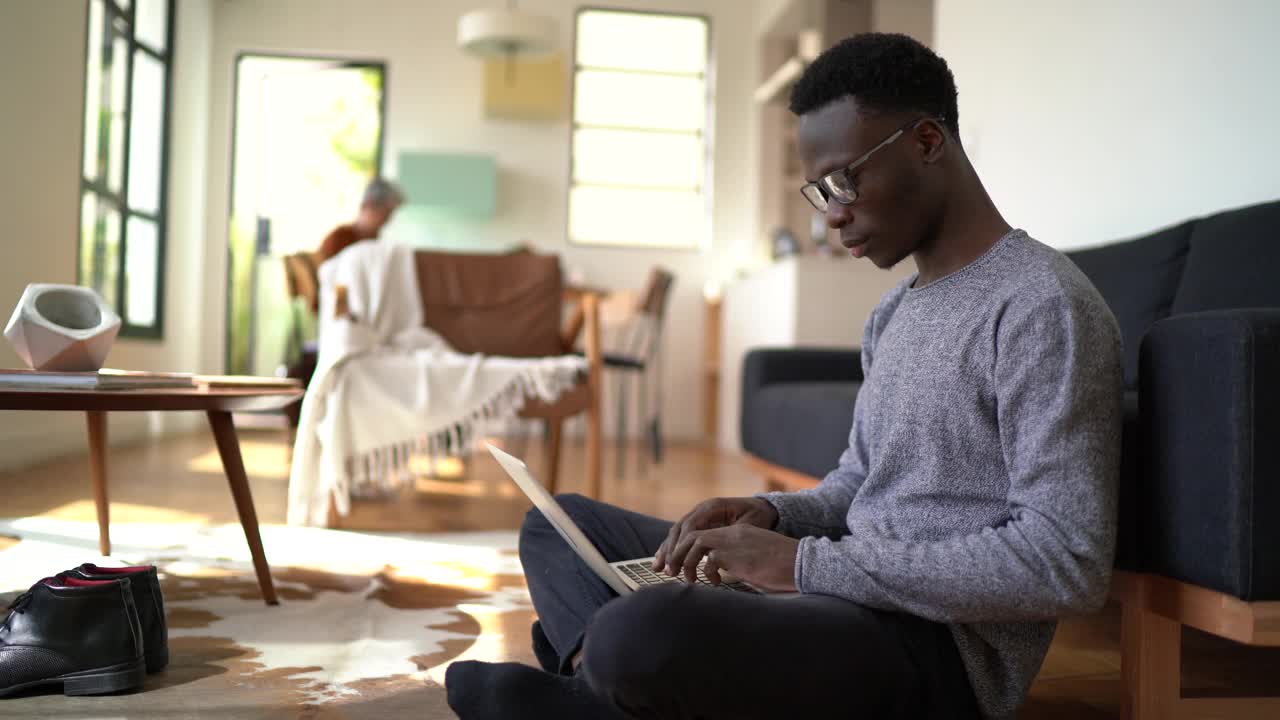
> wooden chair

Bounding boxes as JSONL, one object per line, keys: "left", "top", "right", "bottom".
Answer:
{"left": 327, "top": 248, "right": 602, "bottom": 508}
{"left": 282, "top": 250, "right": 321, "bottom": 315}
{"left": 280, "top": 251, "right": 321, "bottom": 428}
{"left": 600, "top": 268, "right": 674, "bottom": 478}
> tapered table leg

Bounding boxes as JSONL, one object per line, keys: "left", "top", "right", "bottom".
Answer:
{"left": 86, "top": 411, "right": 110, "bottom": 556}
{"left": 207, "top": 410, "right": 279, "bottom": 605}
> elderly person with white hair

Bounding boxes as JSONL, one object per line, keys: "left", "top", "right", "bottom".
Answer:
{"left": 316, "top": 178, "right": 404, "bottom": 264}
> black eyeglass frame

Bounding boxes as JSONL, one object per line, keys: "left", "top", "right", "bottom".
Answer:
{"left": 799, "top": 116, "right": 938, "bottom": 212}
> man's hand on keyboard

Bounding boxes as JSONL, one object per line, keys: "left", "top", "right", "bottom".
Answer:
{"left": 652, "top": 497, "right": 779, "bottom": 577}
{"left": 661, "top": 523, "right": 799, "bottom": 593}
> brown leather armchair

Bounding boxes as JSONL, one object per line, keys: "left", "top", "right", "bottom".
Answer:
{"left": 333, "top": 247, "right": 602, "bottom": 500}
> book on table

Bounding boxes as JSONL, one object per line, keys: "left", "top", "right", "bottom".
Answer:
{"left": 196, "top": 375, "right": 301, "bottom": 390}
{"left": 0, "top": 368, "right": 197, "bottom": 391}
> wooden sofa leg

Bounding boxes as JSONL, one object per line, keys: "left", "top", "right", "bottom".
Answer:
{"left": 545, "top": 419, "right": 562, "bottom": 495}
{"left": 1121, "top": 597, "right": 1181, "bottom": 720}
{"left": 1110, "top": 571, "right": 1280, "bottom": 720}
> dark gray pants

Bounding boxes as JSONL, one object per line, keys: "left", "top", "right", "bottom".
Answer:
{"left": 519, "top": 493, "right": 982, "bottom": 719}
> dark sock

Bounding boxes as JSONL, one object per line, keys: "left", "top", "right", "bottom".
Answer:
{"left": 446, "top": 660, "right": 623, "bottom": 720}
{"left": 530, "top": 621, "right": 561, "bottom": 674}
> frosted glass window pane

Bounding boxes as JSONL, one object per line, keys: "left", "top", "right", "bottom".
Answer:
{"left": 80, "top": 192, "right": 97, "bottom": 289}
{"left": 80, "top": 194, "right": 122, "bottom": 306}
{"left": 102, "top": 202, "right": 121, "bottom": 309}
{"left": 81, "top": 197, "right": 122, "bottom": 309}
{"left": 125, "top": 216, "right": 158, "bottom": 326}
{"left": 135, "top": 0, "right": 167, "bottom": 51}
{"left": 128, "top": 51, "right": 164, "bottom": 214}
{"left": 570, "top": 10, "right": 710, "bottom": 248}
{"left": 574, "top": 71, "right": 704, "bottom": 132}
{"left": 576, "top": 11, "right": 707, "bottom": 74}
{"left": 573, "top": 129, "right": 702, "bottom": 189}
{"left": 83, "top": 0, "right": 104, "bottom": 179}
{"left": 107, "top": 35, "right": 128, "bottom": 193}
{"left": 569, "top": 186, "right": 704, "bottom": 248}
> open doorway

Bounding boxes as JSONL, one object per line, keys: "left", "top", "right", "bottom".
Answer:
{"left": 225, "top": 54, "right": 386, "bottom": 375}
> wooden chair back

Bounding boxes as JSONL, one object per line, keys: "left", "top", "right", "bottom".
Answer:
{"left": 283, "top": 251, "right": 321, "bottom": 313}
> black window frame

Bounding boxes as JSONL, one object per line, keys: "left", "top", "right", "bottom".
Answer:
{"left": 77, "top": 0, "right": 177, "bottom": 340}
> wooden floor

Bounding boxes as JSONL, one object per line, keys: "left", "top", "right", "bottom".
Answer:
{"left": 3, "top": 427, "right": 1279, "bottom": 718}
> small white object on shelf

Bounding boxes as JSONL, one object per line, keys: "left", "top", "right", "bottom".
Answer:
{"left": 4, "top": 284, "right": 121, "bottom": 372}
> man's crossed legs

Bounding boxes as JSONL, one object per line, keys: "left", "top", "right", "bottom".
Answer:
{"left": 446, "top": 494, "right": 980, "bottom": 719}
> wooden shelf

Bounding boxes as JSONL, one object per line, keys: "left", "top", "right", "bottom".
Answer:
{"left": 702, "top": 297, "right": 722, "bottom": 444}
{"left": 757, "top": 0, "right": 872, "bottom": 261}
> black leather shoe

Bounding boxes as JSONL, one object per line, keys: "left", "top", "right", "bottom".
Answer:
{"left": 0, "top": 576, "right": 145, "bottom": 697}
{"left": 63, "top": 564, "right": 168, "bottom": 673}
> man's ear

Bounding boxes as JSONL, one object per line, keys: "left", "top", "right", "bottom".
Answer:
{"left": 916, "top": 119, "right": 947, "bottom": 164}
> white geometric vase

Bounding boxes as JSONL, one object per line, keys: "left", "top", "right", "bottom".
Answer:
{"left": 3, "top": 284, "right": 121, "bottom": 372}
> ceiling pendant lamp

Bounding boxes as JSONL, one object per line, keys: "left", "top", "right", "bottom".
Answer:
{"left": 458, "top": 0, "right": 558, "bottom": 58}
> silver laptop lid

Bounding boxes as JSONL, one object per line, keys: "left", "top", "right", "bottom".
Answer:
{"left": 486, "top": 443, "right": 632, "bottom": 595}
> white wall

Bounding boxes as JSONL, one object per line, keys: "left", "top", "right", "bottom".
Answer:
{"left": 873, "top": 0, "right": 932, "bottom": 41}
{"left": 937, "top": 0, "right": 1280, "bottom": 249}
{"left": 203, "top": 0, "right": 760, "bottom": 442}
{"left": 0, "top": 0, "right": 214, "bottom": 471}
{"left": 0, "top": 1, "right": 88, "bottom": 470}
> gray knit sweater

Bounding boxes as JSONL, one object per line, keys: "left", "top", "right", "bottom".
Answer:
{"left": 760, "top": 229, "right": 1123, "bottom": 719}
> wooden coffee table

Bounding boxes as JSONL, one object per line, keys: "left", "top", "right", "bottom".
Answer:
{"left": 0, "top": 380, "right": 303, "bottom": 605}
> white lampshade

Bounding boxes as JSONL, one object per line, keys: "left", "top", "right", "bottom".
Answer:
{"left": 458, "top": 8, "right": 557, "bottom": 57}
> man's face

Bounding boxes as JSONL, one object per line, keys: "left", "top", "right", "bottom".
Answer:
{"left": 797, "top": 97, "right": 940, "bottom": 269}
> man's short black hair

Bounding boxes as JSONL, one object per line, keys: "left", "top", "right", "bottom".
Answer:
{"left": 789, "top": 33, "right": 959, "bottom": 137}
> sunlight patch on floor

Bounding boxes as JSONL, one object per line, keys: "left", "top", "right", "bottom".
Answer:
{"left": 407, "top": 455, "right": 468, "bottom": 478}
{"left": 186, "top": 440, "right": 291, "bottom": 479}
{"left": 412, "top": 475, "right": 520, "bottom": 499}
{"left": 41, "top": 500, "right": 211, "bottom": 525}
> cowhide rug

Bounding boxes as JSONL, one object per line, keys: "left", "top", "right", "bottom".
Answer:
{"left": 0, "top": 518, "right": 538, "bottom": 719}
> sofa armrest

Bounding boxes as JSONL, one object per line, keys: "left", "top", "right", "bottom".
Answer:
{"left": 740, "top": 348, "right": 862, "bottom": 474}
{"left": 1139, "top": 309, "right": 1280, "bottom": 600}
{"left": 742, "top": 347, "right": 862, "bottom": 393}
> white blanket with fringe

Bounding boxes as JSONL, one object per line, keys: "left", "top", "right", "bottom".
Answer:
{"left": 287, "top": 240, "right": 586, "bottom": 526}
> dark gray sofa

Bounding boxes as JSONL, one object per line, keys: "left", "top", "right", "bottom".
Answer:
{"left": 740, "top": 198, "right": 1280, "bottom": 603}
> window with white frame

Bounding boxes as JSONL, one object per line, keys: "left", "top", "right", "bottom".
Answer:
{"left": 569, "top": 9, "right": 711, "bottom": 249}
{"left": 79, "top": 0, "right": 175, "bottom": 338}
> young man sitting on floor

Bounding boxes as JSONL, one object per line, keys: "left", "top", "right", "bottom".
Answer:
{"left": 447, "top": 32, "right": 1123, "bottom": 720}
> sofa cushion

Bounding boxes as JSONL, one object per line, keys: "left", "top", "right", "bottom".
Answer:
{"left": 742, "top": 381, "right": 858, "bottom": 480}
{"left": 1171, "top": 199, "right": 1280, "bottom": 315}
{"left": 1067, "top": 222, "right": 1193, "bottom": 389}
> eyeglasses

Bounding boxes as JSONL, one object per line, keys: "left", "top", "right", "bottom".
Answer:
{"left": 800, "top": 117, "right": 929, "bottom": 212}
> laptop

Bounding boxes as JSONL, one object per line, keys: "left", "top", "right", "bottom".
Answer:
{"left": 487, "top": 442, "right": 794, "bottom": 597}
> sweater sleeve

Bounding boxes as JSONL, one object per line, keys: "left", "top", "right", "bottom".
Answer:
{"left": 793, "top": 292, "right": 1123, "bottom": 623}
{"left": 755, "top": 308, "right": 880, "bottom": 539}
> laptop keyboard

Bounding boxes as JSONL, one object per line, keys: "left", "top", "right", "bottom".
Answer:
{"left": 617, "top": 561, "right": 760, "bottom": 594}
